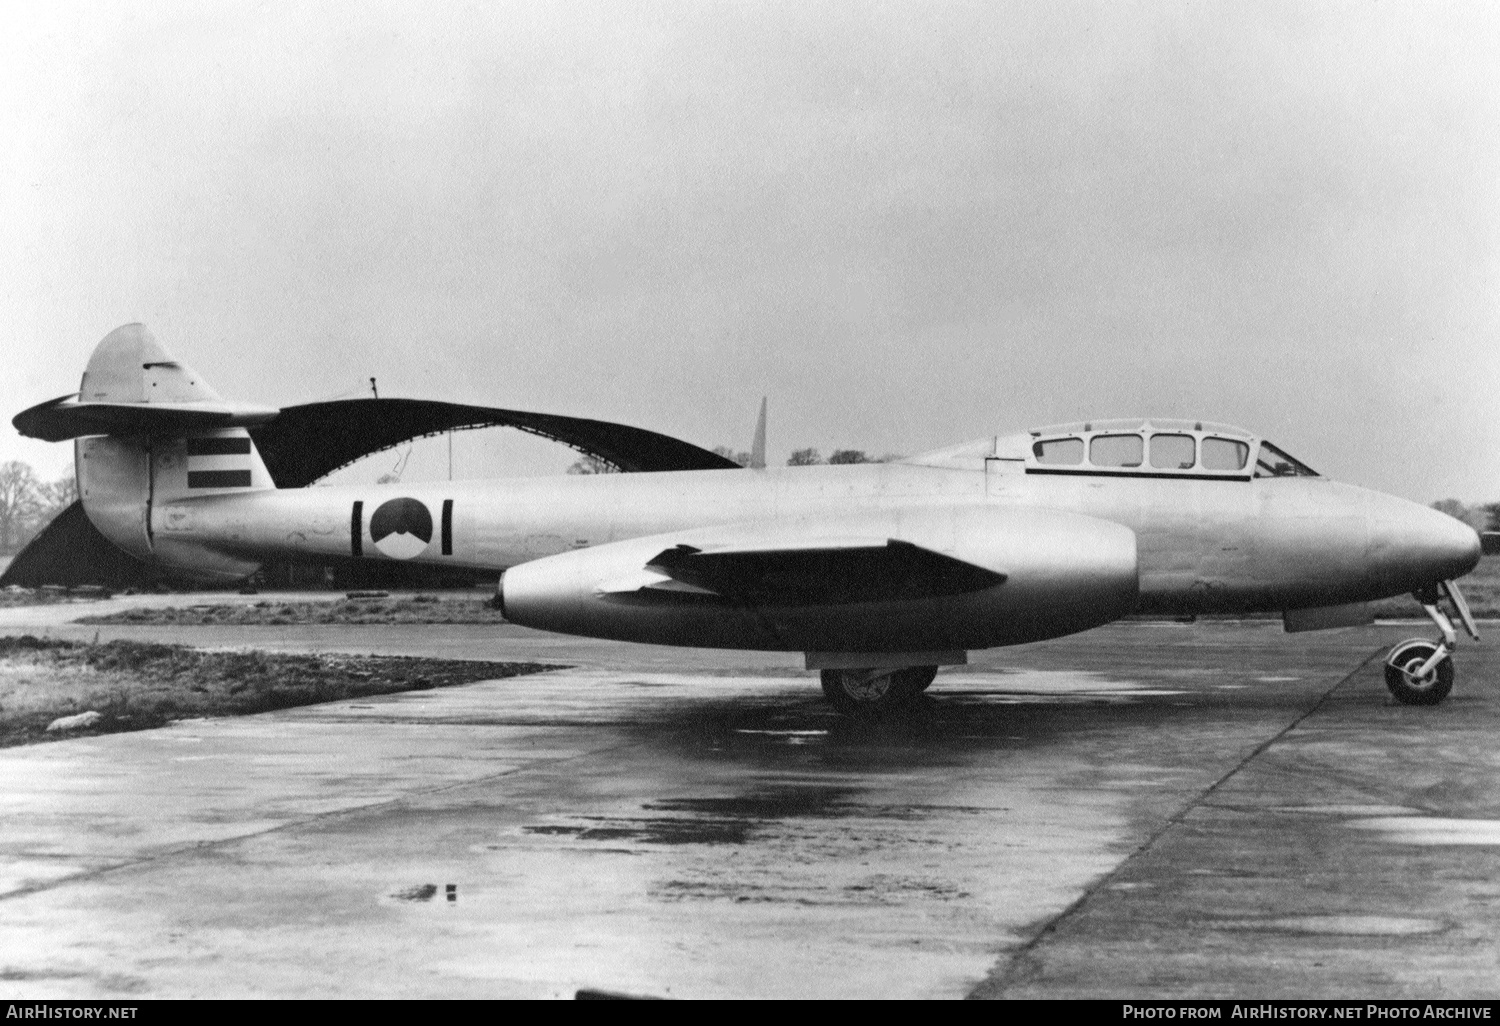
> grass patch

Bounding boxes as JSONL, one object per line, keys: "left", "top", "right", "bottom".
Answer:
{"left": 77, "top": 594, "right": 508, "bottom": 626}
{"left": 0, "top": 635, "right": 561, "bottom": 747}
{"left": 1, "top": 588, "right": 106, "bottom": 609}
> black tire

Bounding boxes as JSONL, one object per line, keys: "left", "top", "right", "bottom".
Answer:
{"left": 1384, "top": 641, "right": 1454, "bottom": 706}
{"left": 820, "top": 666, "right": 934, "bottom": 717}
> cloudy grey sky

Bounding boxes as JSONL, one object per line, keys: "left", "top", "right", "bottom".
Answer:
{"left": 3, "top": 0, "right": 1497, "bottom": 501}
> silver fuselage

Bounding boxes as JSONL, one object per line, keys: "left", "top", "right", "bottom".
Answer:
{"left": 147, "top": 457, "right": 1478, "bottom": 617}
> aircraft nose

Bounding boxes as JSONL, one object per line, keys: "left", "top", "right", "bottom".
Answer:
{"left": 1367, "top": 494, "right": 1482, "bottom": 594}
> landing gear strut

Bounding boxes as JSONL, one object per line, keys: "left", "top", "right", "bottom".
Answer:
{"left": 1384, "top": 580, "right": 1479, "bottom": 706}
{"left": 820, "top": 665, "right": 938, "bottom": 717}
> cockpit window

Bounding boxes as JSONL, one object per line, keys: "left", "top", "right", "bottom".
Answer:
{"left": 1090, "top": 434, "right": 1143, "bottom": 468}
{"left": 1149, "top": 434, "right": 1195, "bottom": 470}
{"left": 1033, "top": 437, "right": 1084, "bottom": 465}
{"left": 1201, "top": 437, "right": 1249, "bottom": 471}
{"left": 1254, "top": 441, "right": 1318, "bottom": 478}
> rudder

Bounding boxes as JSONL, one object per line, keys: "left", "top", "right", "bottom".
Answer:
{"left": 64, "top": 325, "right": 276, "bottom": 581}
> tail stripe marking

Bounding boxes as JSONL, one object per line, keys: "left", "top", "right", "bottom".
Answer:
{"left": 187, "top": 470, "right": 252, "bottom": 489}
{"left": 351, "top": 501, "right": 364, "bottom": 558}
{"left": 441, "top": 499, "right": 453, "bottom": 556}
{"left": 186, "top": 437, "right": 252, "bottom": 456}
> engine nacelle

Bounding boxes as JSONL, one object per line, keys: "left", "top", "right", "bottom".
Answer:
{"left": 499, "top": 505, "right": 1138, "bottom": 652}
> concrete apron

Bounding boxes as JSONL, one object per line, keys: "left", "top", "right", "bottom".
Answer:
{"left": 0, "top": 622, "right": 1488, "bottom": 998}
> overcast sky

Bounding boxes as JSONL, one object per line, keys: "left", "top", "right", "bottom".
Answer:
{"left": 3, "top": 0, "right": 1497, "bottom": 501}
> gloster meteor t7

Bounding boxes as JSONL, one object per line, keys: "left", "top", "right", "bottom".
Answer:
{"left": 15, "top": 325, "right": 1482, "bottom": 715}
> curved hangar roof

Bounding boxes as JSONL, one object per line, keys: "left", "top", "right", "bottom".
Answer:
{"left": 250, "top": 397, "right": 741, "bottom": 486}
{"left": 2, "top": 398, "right": 741, "bottom": 587}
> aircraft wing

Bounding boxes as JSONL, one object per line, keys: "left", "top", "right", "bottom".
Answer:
{"left": 606, "top": 538, "right": 1006, "bottom": 605}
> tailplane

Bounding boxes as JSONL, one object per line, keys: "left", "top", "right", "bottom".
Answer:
{"left": 15, "top": 324, "right": 278, "bottom": 580}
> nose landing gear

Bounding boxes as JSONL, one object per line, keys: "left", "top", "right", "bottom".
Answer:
{"left": 1384, "top": 580, "right": 1479, "bottom": 706}
{"left": 1383, "top": 639, "right": 1455, "bottom": 705}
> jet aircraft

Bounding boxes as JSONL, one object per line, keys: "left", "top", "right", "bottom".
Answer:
{"left": 14, "top": 325, "right": 1483, "bottom": 715}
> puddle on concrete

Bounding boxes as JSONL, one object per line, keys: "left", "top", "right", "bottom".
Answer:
{"left": 390, "top": 883, "right": 438, "bottom": 902}
{"left": 524, "top": 817, "right": 753, "bottom": 845}
{"left": 0, "top": 967, "right": 90, "bottom": 982}
{"left": 645, "top": 792, "right": 854, "bottom": 818}
{"left": 953, "top": 691, "right": 1185, "bottom": 706}
{"left": 733, "top": 729, "right": 828, "bottom": 746}
{"left": 653, "top": 873, "right": 971, "bottom": 906}
{"left": 1219, "top": 915, "right": 1446, "bottom": 936}
{"left": 943, "top": 670, "right": 1168, "bottom": 695}
{"left": 1255, "top": 676, "right": 1302, "bottom": 682}
{"left": 1273, "top": 804, "right": 1423, "bottom": 817}
{"left": 1349, "top": 817, "right": 1500, "bottom": 845}
{"left": 933, "top": 670, "right": 1188, "bottom": 707}
{"left": 521, "top": 787, "right": 874, "bottom": 847}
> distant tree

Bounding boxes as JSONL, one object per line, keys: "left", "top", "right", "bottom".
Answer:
{"left": 1, "top": 465, "right": 84, "bottom": 551}
{"left": 828, "top": 449, "right": 875, "bottom": 465}
{"left": 1431, "top": 499, "right": 1487, "bottom": 532}
{"left": 786, "top": 448, "right": 822, "bottom": 466}
{"left": 26, "top": 466, "right": 80, "bottom": 540}
{"left": 711, "top": 446, "right": 751, "bottom": 468}
{"left": 1483, "top": 502, "right": 1500, "bottom": 532}
{"left": 376, "top": 473, "right": 400, "bottom": 484}
{"left": 38, "top": 466, "right": 78, "bottom": 512}
{"left": 566, "top": 453, "right": 619, "bottom": 475}
{"left": 1431, "top": 499, "right": 1470, "bottom": 521}
{"left": 0, "top": 460, "right": 41, "bottom": 553}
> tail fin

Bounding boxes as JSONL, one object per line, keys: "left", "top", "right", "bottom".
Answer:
{"left": 15, "top": 325, "right": 279, "bottom": 581}
{"left": 81, "top": 322, "right": 223, "bottom": 404}
{"left": 750, "top": 397, "right": 767, "bottom": 470}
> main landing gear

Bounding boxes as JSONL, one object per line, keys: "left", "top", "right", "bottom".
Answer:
{"left": 1384, "top": 580, "right": 1480, "bottom": 706}
{"left": 820, "top": 665, "right": 938, "bottom": 717}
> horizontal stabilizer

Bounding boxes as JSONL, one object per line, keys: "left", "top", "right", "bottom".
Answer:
{"left": 14, "top": 394, "right": 280, "bottom": 442}
{"left": 636, "top": 539, "right": 1006, "bottom": 606}
{"left": 15, "top": 323, "right": 278, "bottom": 442}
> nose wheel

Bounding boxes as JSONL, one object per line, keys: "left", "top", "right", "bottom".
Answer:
{"left": 1384, "top": 640, "right": 1454, "bottom": 705}
{"left": 1383, "top": 580, "right": 1478, "bottom": 706}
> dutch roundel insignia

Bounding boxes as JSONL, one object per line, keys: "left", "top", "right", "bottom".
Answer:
{"left": 369, "top": 498, "right": 433, "bottom": 559}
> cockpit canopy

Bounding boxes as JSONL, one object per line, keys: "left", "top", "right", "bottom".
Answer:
{"left": 1019, "top": 419, "right": 1318, "bottom": 479}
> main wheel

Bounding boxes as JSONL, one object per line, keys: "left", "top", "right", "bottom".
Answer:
{"left": 1384, "top": 640, "right": 1454, "bottom": 706}
{"left": 820, "top": 666, "right": 935, "bottom": 717}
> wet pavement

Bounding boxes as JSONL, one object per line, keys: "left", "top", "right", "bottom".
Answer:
{"left": 0, "top": 605, "right": 1497, "bottom": 998}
